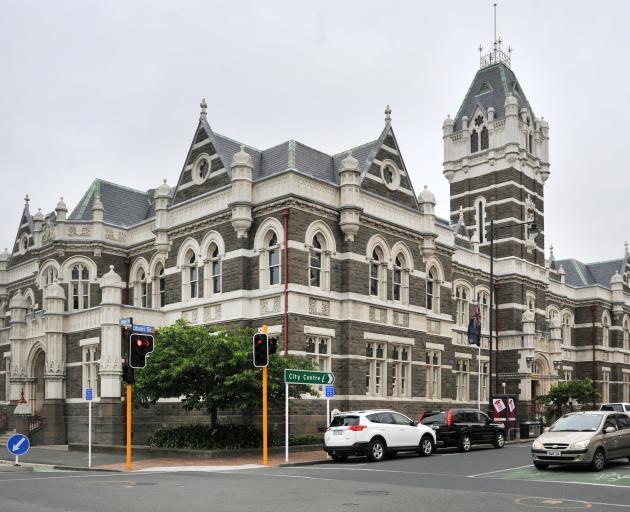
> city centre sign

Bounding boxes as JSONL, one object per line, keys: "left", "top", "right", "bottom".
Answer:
{"left": 284, "top": 369, "right": 335, "bottom": 385}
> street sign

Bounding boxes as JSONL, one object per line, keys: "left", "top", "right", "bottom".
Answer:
{"left": 120, "top": 317, "right": 133, "bottom": 327}
{"left": 132, "top": 324, "right": 153, "bottom": 335}
{"left": 85, "top": 388, "right": 93, "bottom": 401}
{"left": 7, "top": 433, "right": 30, "bottom": 456}
{"left": 284, "top": 369, "right": 335, "bottom": 385}
{"left": 325, "top": 385, "right": 334, "bottom": 398}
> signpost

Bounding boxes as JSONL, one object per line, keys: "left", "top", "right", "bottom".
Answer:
{"left": 132, "top": 324, "right": 154, "bottom": 335}
{"left": 6, "top": 433, "right": 30, "bottom": 466}
{"left": 86, "top": 388, "right": 93, "bottom": 468}
{"left": 284, "top": 369, "right": 335, "bottom": 463}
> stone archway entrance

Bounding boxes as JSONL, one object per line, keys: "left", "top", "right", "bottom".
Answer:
{"left": 31, "top": 350, "right": 45, "bottom": 416}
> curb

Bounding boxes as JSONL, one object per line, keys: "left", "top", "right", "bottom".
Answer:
{"left": 1, "top": 458, "right": 122, "bottom": 473}
{"left": 278, "top": 459, "right": 331, "bottom": 468}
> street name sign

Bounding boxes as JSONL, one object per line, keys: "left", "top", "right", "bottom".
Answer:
{"left": 284, "top": 369, "right": 335, "bottom": 385}
{"left": 132, "top": 324, "right": 154, "bottom": 335}
{"left": 7, "top": 433, "right": 30, "bottom": 456}
{"left": 119, "top": 317, "right": 133, "bottom": 327}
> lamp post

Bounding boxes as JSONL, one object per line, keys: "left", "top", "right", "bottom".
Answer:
{"left": 488, "top": 219, "right": 539, "bottom": 413}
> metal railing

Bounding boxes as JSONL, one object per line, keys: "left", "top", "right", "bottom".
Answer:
{"left": 28, "top": 414, "right": 43, "bottom": 434}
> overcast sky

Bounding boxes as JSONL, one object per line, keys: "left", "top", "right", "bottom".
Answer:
{"left": 0, "top": 0, "right": 627, "bottom": 263}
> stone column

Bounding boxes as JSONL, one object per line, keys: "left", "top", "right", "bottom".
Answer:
{"left": 42, "top": 282, "right": 67, "bottom": 444}
{"left": 549, "top": 316, "right": 563, "bottom": 377}
{"left": 98, "top": 266, "right": 125, "bottom": 445}
{"left": 518, "top": 310, "right": 536, "bottom": 401}
{"left": 8, "top": 291, "right": 28, "bottom": 430}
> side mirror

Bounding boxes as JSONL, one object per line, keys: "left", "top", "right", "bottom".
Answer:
{"left": 412, "top": 420, "right": 419, "bottom": 426}
{"left": 605, "top": 426, "right": 617, "bottom": 434}
{"left": 543, "top": 427, "right": 550, "bottom": 433}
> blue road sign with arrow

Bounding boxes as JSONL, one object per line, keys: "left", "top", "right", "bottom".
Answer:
{"left": 7, "top": 433, "right": 30, "bottom": 456}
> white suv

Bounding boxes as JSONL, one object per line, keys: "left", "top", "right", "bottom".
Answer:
{"left": 323, "top": 409, "right": 436, "bottom": 462}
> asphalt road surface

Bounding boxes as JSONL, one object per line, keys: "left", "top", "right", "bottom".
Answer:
{"left": 2, "top": 443, "right": 630, "bottom": 512}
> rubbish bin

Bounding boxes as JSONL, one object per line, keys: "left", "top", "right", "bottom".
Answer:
{"left": 520, "top": 421, "right": 541, "bottom": 439}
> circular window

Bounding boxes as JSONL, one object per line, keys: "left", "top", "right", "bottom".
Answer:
{"left": 192, "top": 154, "right": 211, "bottom": 185}
{"left": 380, "top": 160, "right": 401, "bottom": 191}
{"left": 19, "top": 235, "right": 29, "bottom": 255}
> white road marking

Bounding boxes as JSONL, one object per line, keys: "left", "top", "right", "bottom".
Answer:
{"left": 0, "top": 471, "right": 166, "bottom": 484}
{"left": 468, "top": 465, "right": 533, "bottom": 477}
{"left": 139, "top": 464, "right": 262, "bottom": 473}
{"left": 284, "top": 466, "right": 454, "bottom": 477}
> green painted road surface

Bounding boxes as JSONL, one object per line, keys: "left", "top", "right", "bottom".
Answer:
{"left": 485, "top": 463, "right": 630, "bottom": 487}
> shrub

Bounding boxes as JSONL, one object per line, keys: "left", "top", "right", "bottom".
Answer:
{"left": 148, "top": 424, "right": 323, "bottom": 450}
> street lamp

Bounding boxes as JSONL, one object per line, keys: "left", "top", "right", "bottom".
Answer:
{"left": 488, "top": 219, "right": 539, "bottom": 413}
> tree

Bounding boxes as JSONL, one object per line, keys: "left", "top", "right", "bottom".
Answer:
{"left": 133, "top": 320, "right": 318, "bottom": 428}
{"left": 539, "top": 378, "right": 601, "bottom": 418}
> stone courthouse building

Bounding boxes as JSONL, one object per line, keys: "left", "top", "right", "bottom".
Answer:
{"left": 1, "top": 45, "right": 629, "bottom": 445}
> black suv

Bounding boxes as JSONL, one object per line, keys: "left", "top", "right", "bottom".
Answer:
{"left": 419, "top": 408, "right": 506, "bottom": 452}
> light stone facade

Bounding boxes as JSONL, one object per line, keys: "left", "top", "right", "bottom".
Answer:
{"left": 0, "top": 54, "right": 629, "bottom": 445}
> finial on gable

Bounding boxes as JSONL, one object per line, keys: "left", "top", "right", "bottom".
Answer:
{"left": 200, "top": 98, "right": 208, "bottom": 118}
{"left": 385, "top": 105, "right": 392, "bottom": 124}
{"left": 24, "top": 194, "right": 30, "bottom": 208}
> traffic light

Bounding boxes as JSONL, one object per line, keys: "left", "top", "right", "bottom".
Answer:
{"left": 268, "top": 336, "right": 278, "bottom": 356}
{"left": 253, "top": 333, "right": 268, "bottom": 367}
{"left": 122, "top": 364, "right": 135, "bottom": 384}
{"left": 129, "top": 333, "right": 155, "bottom": 368}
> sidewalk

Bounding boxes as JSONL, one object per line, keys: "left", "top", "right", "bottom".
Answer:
{"left": 0, "top": 445, "right": 328, "bottom": 472}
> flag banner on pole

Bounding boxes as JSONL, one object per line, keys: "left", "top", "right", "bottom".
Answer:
{"left": 467, "top": 304, "right": 481, "bottom": 346}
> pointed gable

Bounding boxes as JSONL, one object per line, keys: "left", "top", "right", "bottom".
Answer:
{"left": 356, "top": 124, "right": 420, "bottom": 211}
{"left": 9, "top": 200, "right": 35, "bottom": 266}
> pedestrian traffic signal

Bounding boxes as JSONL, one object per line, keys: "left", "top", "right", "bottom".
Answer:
{"left": 129, "top": 333, "right": 154, "bottom": 368}
{"left": 253, "top": 333, "right": 268, "bottom": 367}
{"left": 268, "top": 336, "right": 278, "bottom": 356}
{"left": 122, "top": 364, "right": 135, "bottom": 384}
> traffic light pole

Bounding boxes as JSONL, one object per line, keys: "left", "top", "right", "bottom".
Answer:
{"left": 262, "top": 366, "right": 268, "bottom": 465}
{"left": 126, "top": 384, "right": 132, "bottom": 471}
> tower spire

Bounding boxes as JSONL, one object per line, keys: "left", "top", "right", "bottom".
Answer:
{"left": 479, "top": 2, "right": 512, "bottom": 69}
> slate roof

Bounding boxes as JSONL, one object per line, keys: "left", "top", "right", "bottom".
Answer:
{"left": 454, "top": 63, "right": 534, "bottom": 131}
{"left": 555, "top": 258, "right": 625, "bottom": 288}
{"left": 69, "top": 179, "right": 153, "bottom": 227}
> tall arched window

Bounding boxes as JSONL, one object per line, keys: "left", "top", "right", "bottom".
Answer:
{"left": 602, "top": 312, "right": 610, "bottom": 348}
{"left": 267, "top": 232, "right": 281, "bottom": 286}
{"left": 426, "top": 266, "right": 440, "bottom": 313}
{"left": 475, "top": 198, "right": 486, "bottom": 243}
{"left": 185, "top": 250, "right": 198, "bottom": 300}
{"left": 70, "top": 264, "right": 90, "bottom": 311}
{"left": 623, "top": 316, "right": 630, "bottom": 351}
{"left": 135, "top": 269, "right": 148, "bottom": 308}
{"left": 206, "top": 242, "right": 221, "bottom": 295}
{"left": 309, "top": 234, "right": 324, "bottom": 288}
{"left": 393, "top": 254, "right": 403, "bottom": 302}
{"left": 480, "top": 126, "right": 489, "bottom": 150}
{"left": 153, "top": 263, "right": 165, "bottom": 308}
{"left": 562, "top": 312, "right": 573, "bottom": 346}
{"left": 455, "top": 285, "right": 470, "bottom": 327}
{"left": 477, "top": 290, "right": 490, "bottom": 330}
{"left": 470, "top": 130, "right": 479, "bottom": 153}
{"left": 369, "top": 247, "right": 383, "bottom": 298}
{"left": 43, "top": 266, "right": 58, "bottom": 288}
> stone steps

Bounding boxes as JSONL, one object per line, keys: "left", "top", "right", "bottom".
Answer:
{"left": 0, "top": 430, "right": 16, "bottom": 448}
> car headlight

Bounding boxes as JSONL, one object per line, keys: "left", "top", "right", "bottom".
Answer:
{"left": 571, "top": 439, "right": 590, "bottom": 449}
{"left": 532, "top": 439, "right": 544, "bottom": 450}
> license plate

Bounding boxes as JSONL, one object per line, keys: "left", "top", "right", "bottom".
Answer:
{"left": 546, "top": 450, "right": 561, "bottom": 457}
{"left": 334, "top": 430, "right": 343, "bottom": 436}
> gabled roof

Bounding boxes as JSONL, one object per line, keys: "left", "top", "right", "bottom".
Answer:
{"left": 454, "top": 63, "right": 534, "bottom": 131}
{"left": 555, "top": 258, "right": 625, "bottom": 288}
{"left": 69, "top": 179, "right": 153, "bottom": 227}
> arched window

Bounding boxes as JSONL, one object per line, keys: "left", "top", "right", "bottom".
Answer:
{"left": 562, "top": 312, "right": 573, "bottom": 346}
{"left": 477, "top": 290, "right": 490, "bottom": 330}
{"left": 266, "top": 232, "right": 281, "bottom": 286}
{"left": 602, "top": 312, "right": 610, "bottom": 348}
{"left": 153, "top": 263, "right": 165, "bottom": 308}
{"left": 135, "top": 268, "right": 148, "bottom": 308}
{"left": 480, "top": 126, "right": 489, "bottom": 150}
{"left": 43, "top": 266, "right": 58, "bottom": 288}
{"left": 470, "top": 130, "right": 479, "bottom": 153}
{"left": 183, "top": 249, "right": 198, "bottom": 300}
{"left": 426, "top": 266, "right": 440, "bottom": 313}
{"left": 309, "top": 234, "right": 324, "bottom": 288}
{"left": 623, "top": 316, "right": 630, "bottom": 351}
{"left": 369, "top": 247, "right": 384, "bottom": 298}
{"left": 70, "top": 264, "right": 90, "bottom": 311}
{"left": 256, "top": 221, "right": 284, "bottom": 289}
{"left": 528, "top": 132, "right": 534, "bottom": 155}
{"left": 526, "top": 293, "right": 536, "bottom": 312}
{"left": 206, "top": 242, "right": 221, "bottom": 296}
{"left": 393, "top": 254, "right": 403, "bottom": 302}
{"left": 455, "top": 284, "right": 470, "bottom": 327}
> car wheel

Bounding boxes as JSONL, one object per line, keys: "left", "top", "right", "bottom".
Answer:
{"left": 368, "top": 438, "right": 386, "bottom": 462}
{"left": 590, "top": 448, "right": 606, "bottom": 472}
{"left": 331, "top": 454, "right": 347, "bottom": 463}
{"left": 418, "top": 435, "right": 434, "bottom": 457}
{"left": 533, "top": 462, "right": 548, "bottom": 470}
{"left": 494, "top": 432, "right": 505, "bottom": 449}
{"left": 459, "top": 433, "right": 472, "bottom": 452}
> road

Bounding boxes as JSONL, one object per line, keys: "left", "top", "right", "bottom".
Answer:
{"left": 1, "top": 443, "right": 630, "bottom": 511}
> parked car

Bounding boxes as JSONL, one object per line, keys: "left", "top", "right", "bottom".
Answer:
{"left": 531, "top": 411, "right": 630, "bottom": 471}
{"left": 419, "top": 408, "right": 506, "bottom": 452}
{"left": 323, "top": 409, "right": 436, "bottom": 462}
{"left": 599, "top": 403, "right": 630, "bottom": 417}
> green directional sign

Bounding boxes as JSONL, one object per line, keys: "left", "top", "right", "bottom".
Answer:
{"left": 284, "top": 369, "right": 335, "bottom": 385}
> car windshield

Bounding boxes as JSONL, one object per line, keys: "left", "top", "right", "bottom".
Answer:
{"left": 550, "top": 414, "right": 603, "bottom": 432}
{"left": 329, "top": 415, "right": 359, "bottom": 427}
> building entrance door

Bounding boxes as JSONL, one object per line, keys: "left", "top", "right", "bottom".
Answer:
{"left": 32, "top": 351, "right": 45, "bottom": 416}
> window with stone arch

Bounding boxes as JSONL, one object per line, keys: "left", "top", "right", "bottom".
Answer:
{"left": 470, "top": 115, "right": 488, "bottom": 154}
{"left": 152, "top": 262, "right": 166, "bottom": 308}
{"left": 255, "top": 219, "right": 284, "bottom": 290}
{"left": 474, "top": 197, "right": 487, "bottom": 244}
{"left": 562, "top": 311, "right": 574, "bottom": 347}
{"left": 309, "top": 233, "right": 325, "bottom": 289}
{"left": 206, "top": 242, "right": 222, "bottom": 296}
{"left": 426, "top": 265, "right": 441, "bottom": 313}
{"left": 476, "top": 289, "right": 490, "bottom": 331}
{"left": 70, "top": 263, "right": 90, "bottom": 311}
{"left": 623, "top": 315, "right": 630, "bottom": 351}
{"left": 526, "top": 292, "right": 536, "bottom": 313}
{"left": 455, "top": 283, "right": 471, "bottom": 327}
{"left": 602, "top": 311, "right": 611, "bottom": 348}
{"left": 304, "top": 221, "right": 335, "bottom": 292}
{"left": 40, "top": 262, "right": 59, "bottom": 289}
{"left": 135, "top": 267, "right": 148, "bottom": 308}
{"left": 391, "top": 244, "right": 412, "bottom": 305}
{"left": 369, "top": 247, "right": 385, "bottom": 299}
{"left": 265, "top": 231, "right": 281, "bottom": 286}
